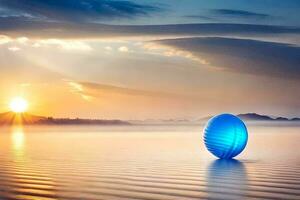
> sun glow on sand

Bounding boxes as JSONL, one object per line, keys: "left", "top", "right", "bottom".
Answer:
{"left": 9, "top": 97, "right": 28, "bottom": 113}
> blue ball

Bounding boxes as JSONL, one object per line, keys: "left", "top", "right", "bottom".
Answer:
{"left": 203, "top": 113, "right": 248, "bottom": 159}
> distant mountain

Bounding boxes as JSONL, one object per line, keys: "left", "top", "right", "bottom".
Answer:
{"left": 237, "top": 113, "right": 296, "bottom": 121}
{"left": 291, "top": 117, "right": 300, "bottom": 121}
{"left": 130, "top": 113, "right": 300, "bottom": 125}
{"left": 1, "top": 112, "right": 298, "bottom": 126}
{"left": 202, "top": 113, "right": 299, "bottom": 122}
{"left": 237, "top": 113, "right": 274, "bottom": 121}
{"left": 0, "top": 112, "right": 131, "bottom": 126}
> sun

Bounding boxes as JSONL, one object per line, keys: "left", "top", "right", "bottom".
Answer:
{"left": 9, "top": 97, "right": 28, "bottom": 113}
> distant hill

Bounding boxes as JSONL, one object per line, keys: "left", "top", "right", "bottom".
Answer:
{"left": 129, "top": 113, "right": 300, "bottom": 125}
{"left": 0, "top": 112, "right": 131, "bottom": 126}
{"left": 291, "top": 118, "right": 300, "bottom": 121}
{"left": 193, "top": 113, "right": 300, "bottom": 123}
{"left": 1, "top": 112, "right": 298, "bottom": 126}
{"left": 203, "top": 113, "right": 299, "bottom": 122}
{"left": 237, "top": 113, "right": 274, "bottom": 121}
{"left": 237, "top": 113, "right": 298, "bottom": 121}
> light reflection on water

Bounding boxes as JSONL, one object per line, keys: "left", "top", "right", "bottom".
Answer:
{"left": 0, "top": 125, "right": 297, "bottom": 199}
{"left": 11, "top": 126, "right": 25, "bottom": 156}
{"left": 8, "top": 126, "right": 57, "bottom": 200}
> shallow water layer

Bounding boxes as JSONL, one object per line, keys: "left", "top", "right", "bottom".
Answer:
{"left": 0, "top": 124, "right": 299, "bottom": 200}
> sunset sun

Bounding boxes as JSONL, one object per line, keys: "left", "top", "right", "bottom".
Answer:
{"left": 9, "top": 97, "right": 28, "bottom": 113}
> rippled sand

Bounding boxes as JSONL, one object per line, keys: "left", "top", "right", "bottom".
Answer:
{"left": 0, "top": 124, "right": 299, "bottom": 200}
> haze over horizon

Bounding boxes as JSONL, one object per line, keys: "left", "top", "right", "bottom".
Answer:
{"left": 0, "top": 0, "right": 299, "bottom": 119}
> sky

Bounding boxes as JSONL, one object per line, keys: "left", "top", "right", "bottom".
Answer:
{"left": 0, "top": 0, "right": 299, "bottom": 119}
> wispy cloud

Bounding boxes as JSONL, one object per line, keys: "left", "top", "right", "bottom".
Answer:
{"left": 0, "top": 19, "right": 299, "bottom": 39}
{"left": 0, "top": 35, "right": 12, "bottom": 44}
{"left": 79, "top": 81, "right": 182, "bottom": 99}
{"left": 211, "top": 9, "right": 270, "bottom": 19}
{"left": 36, "top": 39, "right": 93, "bottom": 51}
{"left": 156, "top": 37, "right": 300, "bottom": 79}
{"left": 0, "top": 35, "right": 92, "bottom": 51}
{"left": 8, "top": 46, "right": 20, "bottom": 51}
{"left": 118, "top": 46, "right": 129, "bottom": 52}
{"left": 184, "top": 15, "right": 217, "bottom": 21}
{"left": 143, "top": 42, "right": 210, "bottom": 65}
{"left": 184, "top": 9, "right": 273, "bottom": 24}
{"left": 67, "top": 81, "right": 93, "bottom": 101}
{"left": 0, "top": 0, "right": 161, "bottom": 22}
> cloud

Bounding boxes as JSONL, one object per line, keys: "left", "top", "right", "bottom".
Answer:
{"left": 1, "top": 2, "right": 293, "bottom": 40}
{"left": 183, "top": 9, "right": 273, "bottom": 24}
{"left": 211, "top": 9, "right": 270, "bottom": 19}
{"left": 0, "top": 35, "right": 92, "bottom": 51}
{"left": 0, "top": 35, "right": 12, "bottom": 44}
{"left": 0, "top": 17, "right": 299, "bottom": 39}
{"left": 78, "top": 81, "right": 183, "bottom": 99}
{"left": 16, "top": 37, "right": 29, "bottom": 44}
{"left": 0, "top": 0, "right": 161, "bottom": 22}
{"left": 118, "top": 46, "right": 129, "bottom": 52}
{"left": 66, "top": 80, "right": 196, "bottom": 108}
{"left": 156, "top": 37, "right": 300, "bottom": 79}
{"left": 36, "top": 39, "right": 92, "bottom": 51}
{"left": 184, "top": 15, "right": 217, "bottom": 21}
{"left": 105, "top": 46, "right": 113, "bottom": 51}
{"left": 8, "top": 46, "right": 20, "bottom": 51}
{"left": 143, "top": 42, "right": 209, "bottom": 64}
{"left": 67, "top": 81, "right": 93, "bottom": 101}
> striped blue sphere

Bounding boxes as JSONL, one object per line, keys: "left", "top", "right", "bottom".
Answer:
{"left": 204, "top": 114, "right": 248, "bottom": 159}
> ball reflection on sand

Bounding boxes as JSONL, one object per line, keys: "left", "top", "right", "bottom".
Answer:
{"left": 206, "top": 159, "right": 248, "bottom": 199}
